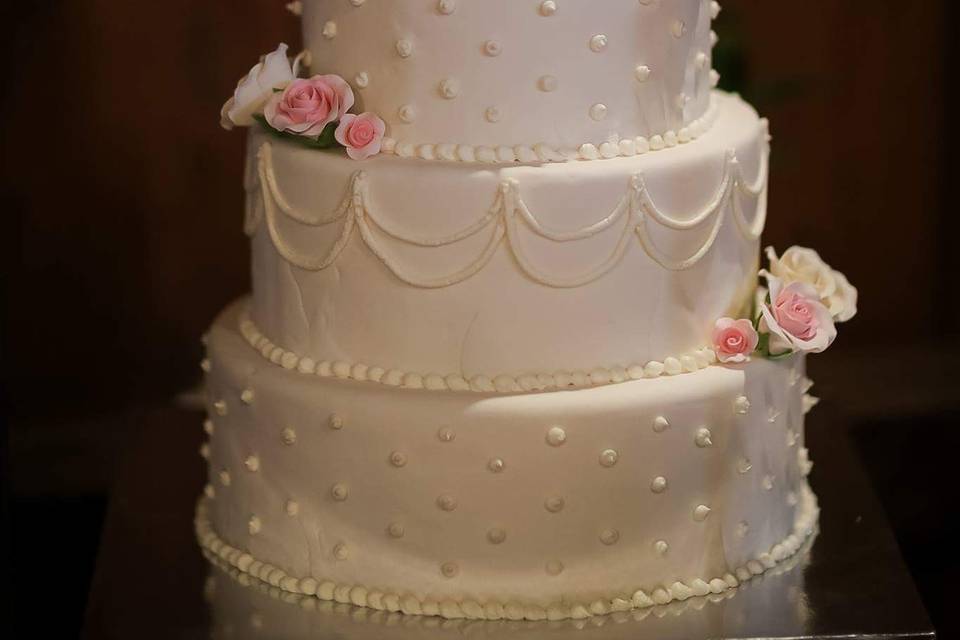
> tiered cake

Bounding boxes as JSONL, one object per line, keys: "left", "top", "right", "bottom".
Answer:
{"left": 197, "top": 0, "right": 856, "bottom": 621}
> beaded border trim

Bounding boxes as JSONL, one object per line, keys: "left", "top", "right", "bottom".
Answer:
{"left": 238, "top": 310, "right": 721, "bottom": 393}
{"left": 204, "top": 529, "right": 814, "bottom": 632}
{"left": 379, "top": 95, "right": 721, "bottom": 164}
{"left": 195, "top": 485, "right": 818, "bottom": 622}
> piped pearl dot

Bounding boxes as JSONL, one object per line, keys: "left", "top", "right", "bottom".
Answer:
{"left": 546, "top": 560, "right": 564, "bottom": 576}
{"left": 599, "top": 449, "right": 619, "bottom": 467}
{"left": 539, "top": 1, "right": 557, "bottom": 16}
{"left": 787, "top": 491, "right": 798, "bottom": 506}
{"left": 538, "top": 75, "right": 558, "bottom": 92}
{"left": 736, "top": 521, "right": 749, "bottom": 538}
{"left": 650, "top": 476, "right": 668, "bottom": 493}
{"left": 589, "top": 35, "right": 608, "bottom": 52}
{"left": 331, "top": 483, "right": 349, "bottom": 501}
{"left": 200, "top": 358, "right": 211, "bottom": 372}
{"left": 388, "top": 522, "right": 405, "bottom": 538}
{"left": 695, "top": 427, "right": 713, "bottom": 448}
{"left": 635, "top": 65, "right": 652, "bottom": 82}
{"left": 763, "top": 475, "right": 774, "bottom": 491}
{"left": 438, "top": 426, "right": 455, "bottom": 442}
{"left": 396, "top": 39, "right": 413, "bottom": 58}
{"left": 484, "top": 40, "right": 502, "bottom": 57}
{"left": 441, "top": 561, "right": 459, "bottom": 578}
{"left": 281, "top": 427, "right": 297, "bottom": 445}
{"left": 437, "top": 494, "right": 458, "bottom": 511}
{"left": 487, "top": 527, "right": 507, "bottom": 544}
{"left": 248, "top": 516, "right": 262, "bottom": 535}
{"left": 439, "top": 77, "right": 460, "bottom": 99}
{"left": 322, "top": 21, "right": 337, "bottom": 39}
{"left": 693, "top": 505, "right": 712, "bottom": 522}
{"left": 199, "top": 443, "right": 210, "bottom": 459}
{"left": 354, "top": 72, "right": 369, "bottom": 88}
{"left": 546, "top": 426, "right": 567, "bottom": 446}
{"left": 285, "top": 500, "right": 299, "bottom": 516}
{"left": 204, "top": 484, "right": 215, "bottom": 499}
{"left": 734, "top": 396, "right": 751, "bottom": 414}
{"left": 333, "top": 543, "right": 349, "bottom": 560}
{"left": 545, "top": 496, "right": 565, "bottom": 513}
{"left": 653, "top": 416, "right": 669, "bottom": 432}
{"left": 696, "top": 52, "right": 709, "bottom": 70}
{"left": 671, "top": 19, "right": 686, "bottom": 38}
{"left": 654, "top": 540, "right": 669, "bottom": 556}
{"left": 711, "top": 1, "right": 721, "bottom": 19}
{"left": 484, "top": 106, "right": 502, "bottom": 123}
{"left": 240, "top": 388, "right": 255, "bottom": 404}
{"left": 203, "top": 419, "right": 214, "bottom": 436}
{"left": 214, "top": 400, "right": 227, "bottom": 416}
{"left": 437, "top": 0, "right": 456, "bottom": 15}
{"left": 219, "top": 470, "right": 231, "bottom": 486}
{"left": 389, "top": 451, "right": 407, "bottom": 467}
{"left": 488, "top": 458, "right": 505, "bottom": 473}
{"left": 599, "top": 528, "right": 620, "bottom": 545}
{"left": 589, "top": 103, "right": 608, "bottom": 121}
{"left": 737, "top": 457, "right": 753, "bottom": 474}
{"left": 244, "top": 455, "right": 260, "bottom": 472}
{"left": 329, "top": 413, "right": 344, "bottom": 430}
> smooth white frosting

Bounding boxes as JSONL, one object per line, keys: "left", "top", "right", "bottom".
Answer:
{"left": 247, "top": 92, "right": 767, "bottom": 381}
{"left": 200, "top": 302, "right": 816, "bottom": 619}
{"left": 299, "top": 0, "right": 717, "bottom": 151}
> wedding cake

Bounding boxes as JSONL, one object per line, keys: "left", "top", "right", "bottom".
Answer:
{"left": 196, "top": 0, "right": 857, "bottom": 621}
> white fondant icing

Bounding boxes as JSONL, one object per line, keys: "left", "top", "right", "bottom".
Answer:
{"left": 199, "top": 306, "right": 817, "bottom": 619}
{"left": 300, "top": 0, "right": 714, "bottom": 151}
{"left": 244, "top": 96, "right": 767, "bottom": 383}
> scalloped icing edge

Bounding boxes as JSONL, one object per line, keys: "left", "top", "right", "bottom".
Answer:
{"left": 195, "top": 484, "right": 818, "bottom": 622}
{"left": 238, "top": 310, "right": 720, "bottom": 393}
{"left": 379, "top": 94, "right": 720, "bottom": 164}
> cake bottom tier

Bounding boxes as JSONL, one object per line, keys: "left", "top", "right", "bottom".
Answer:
{"left": 197, "top": 300, "right": 818, "bottom": 621}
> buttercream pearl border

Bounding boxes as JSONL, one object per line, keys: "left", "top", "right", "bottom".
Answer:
{"left": 379, "top": 95, "right": 720, "bottom": 164}
{"left": 204, "top": 531, "right": 813, "bottom": 631}
{"left": 238, "top": 310, "right": 720, "bottom": 393}
{"left": 195, "top": 485, "right": 818, "bottom": 622}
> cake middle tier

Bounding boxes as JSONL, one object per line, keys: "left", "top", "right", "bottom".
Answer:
{"left": 246, "top": 92, "right": 768, "bottom": 388}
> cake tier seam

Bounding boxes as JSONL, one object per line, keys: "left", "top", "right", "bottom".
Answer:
{"left": 378, "top": 95, "right": 721, "bottom": 164}
{"left": 195, "top": 485, "right": 819, "bottom": 622}
{"left": 238, "top": 309, "right": 722, "bottom": 393}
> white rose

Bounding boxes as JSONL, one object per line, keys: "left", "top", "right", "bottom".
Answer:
{"left": 766, "top": 246, "right": 857, "bottom": 322}
{"left": 220, "top": 43, "right": 295, "bottom": 130}
{"left": 826, "top": 269, "right": 858, "bottom": 323}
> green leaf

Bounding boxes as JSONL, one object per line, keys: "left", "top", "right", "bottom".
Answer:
{"left": 252, "top": 115, "right": 343, "bottom": 151}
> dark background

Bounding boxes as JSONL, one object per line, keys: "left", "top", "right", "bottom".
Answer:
{"left": 3, "top": 1, "right": 958, "bottom": 636}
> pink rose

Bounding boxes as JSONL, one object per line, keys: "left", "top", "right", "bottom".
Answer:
{"left": 263, "top": 74, "right": 354, "bottom": 137}
{"left": 335, "top": 112, "right": 386, "bottom": 160}
{"left": 712, "top": 317, "right": 759, "bottom": 364}
{"left": 759, "top": 273, "right": 837, "bottom": 355}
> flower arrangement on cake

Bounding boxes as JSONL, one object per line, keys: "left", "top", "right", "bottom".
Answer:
{"left": 219, "top": 43, "right": 384, "bottom": 160}
{"left": 713, "top": 246, "right": 858, "bottom": 363}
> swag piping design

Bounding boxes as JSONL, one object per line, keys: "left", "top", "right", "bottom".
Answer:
{"left": 245, "top": 125, "right": 769, "bottom": 289}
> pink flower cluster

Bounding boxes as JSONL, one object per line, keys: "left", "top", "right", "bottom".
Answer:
{"left": 711, "top": 272, "right": 838, "bottom": 364}
{"left": 263, "top": 74, "right": 384, "bottom": 160}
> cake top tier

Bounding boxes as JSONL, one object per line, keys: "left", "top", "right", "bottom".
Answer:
{"left": 301, "top": 0, "right": 719, "bottom": 155}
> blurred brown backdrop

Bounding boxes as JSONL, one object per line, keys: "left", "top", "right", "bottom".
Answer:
{"left": 2, "top": 0, "right": 958, "bottom": 636}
